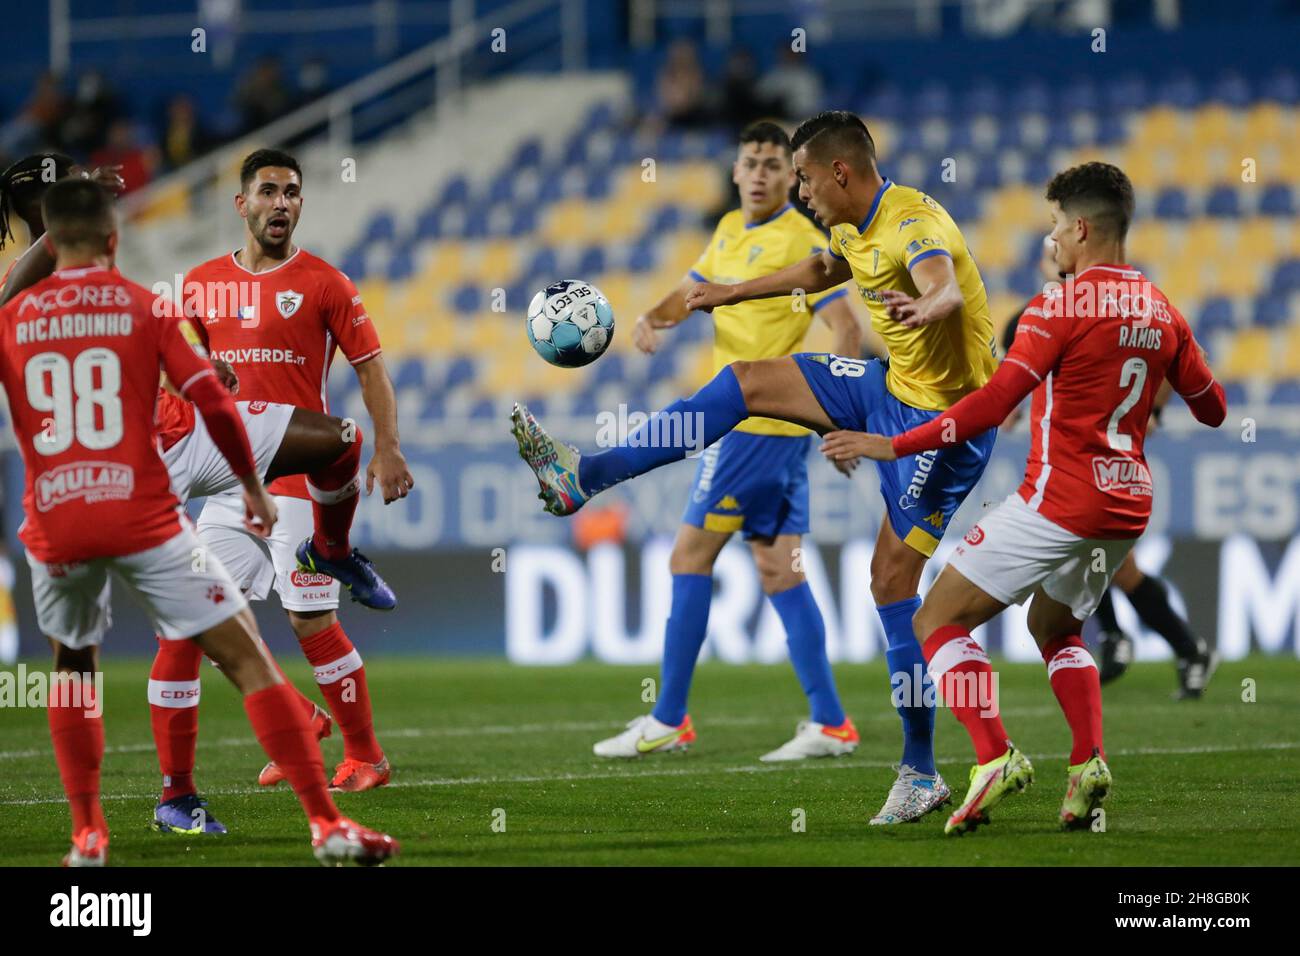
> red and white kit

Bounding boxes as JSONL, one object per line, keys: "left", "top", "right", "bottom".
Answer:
{"left": 0, "top": 266, "right": 257, "bottom": 646}
{"left": 894, "top": 263, "right": 1226, "bottom": 618}
{"left": 181, "top": 248, "right": 381, "bottom": 610}
{"left": 157, "top": 390, "right": 294, "bottom": 503}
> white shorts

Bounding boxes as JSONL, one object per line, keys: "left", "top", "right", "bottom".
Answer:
{"left": 949, "top": 495, "right": 1136, "bottom": 621}
{"left": 27, "top": 526, "right": 249, "bottom": 649}
{"left": 163, "top": 400, "right": 295, "bottom": 504}
{"left": 195, "top": 493, "right": 340, "bottom": 612}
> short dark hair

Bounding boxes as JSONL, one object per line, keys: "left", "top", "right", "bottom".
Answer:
{"left": 42, "top": 178, "right": 116, "bottom": 252}
{"left": 1045, "top": 162, "right": 1135, "bottom": 241}
{"left": 790, "top": 110, "right": 876, "bottom": 169}
{"left": 239, "top": 148, "right": 302, "bottom": 192}
{"left": 0, "top": 152, "right": 76, "bottom": 248}
{"left": 738, "top": 120, "right": 791, "bottom": 158}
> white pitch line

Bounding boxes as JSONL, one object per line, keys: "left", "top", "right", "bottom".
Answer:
{"left": 0, "top": 707, "right": 1066, "bottom": 762}
{"left": 1, "top": 739, "right": 1296, "bottom": 808}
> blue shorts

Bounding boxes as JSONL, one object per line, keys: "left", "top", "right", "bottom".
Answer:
{"left": 681, "top": 430, "right": 811, "bottom": 540}
{"left": 793, "top": 353, "right": 997, "bottom": 556}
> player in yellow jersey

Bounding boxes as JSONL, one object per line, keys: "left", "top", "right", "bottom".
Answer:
{"left": 589, "top": 121, "right": 864, "bottom": 762}
{"left": 512, "top": 111, "right": 994, "bottom": 822}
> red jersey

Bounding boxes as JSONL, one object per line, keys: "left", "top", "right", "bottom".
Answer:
{"left": 893, "top": 264, "right": 1224, "bottom": 538}
{"left": 155, "top": 388, "right": 196, "bottom": 451}
{"left": 182, "top": 247, "right": 381, "bottom": 496}
{"left": 0, "top": 265, "right": 218, "bottom": 562}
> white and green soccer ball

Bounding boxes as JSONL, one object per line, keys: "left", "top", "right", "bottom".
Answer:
{"left": 526, "top": 279, "right": 615, "bottom": 367}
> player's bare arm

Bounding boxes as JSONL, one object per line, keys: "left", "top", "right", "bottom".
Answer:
{"left": 633, "top": 276, "right": 695, "bottom": 354}
{"left": 686, "top": 248, "right": 849, "bottom": 312}
{"left": 355, "top": 354, "right": 415, "bottom": 503}
{"left": 822, "top": 430, "right": 897, "bottom": 463}
{"left": 879, "top": 253, "right": 965, "bottom": 329}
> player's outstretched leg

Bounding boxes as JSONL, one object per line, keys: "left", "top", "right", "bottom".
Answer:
{"left": 48, "top": 640, "right": 108, "bottom": 867}
{"left": 266, "top": 409, "right": 396, "bottom": 610}
{"left": 513, "top": 358, "right": 835, "bottom": 515}
{"left": 195, "top": 610, "right": 397, "bottom": 865}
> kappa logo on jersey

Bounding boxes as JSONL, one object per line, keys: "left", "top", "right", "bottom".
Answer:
{"left": 964, "top": 525, "right": 985, "bottom": 546}
{"left": 717, "top": 495, "right": 740, "bottom": 511}
{"left": 747, "top": 245, "right": 763, "bottom": 265}
{"left": 276, "top": 290, "right": 304, "bottom": 319}
{"left": 1091, "top": 456, "right": 1153, "bottom": 496}
{"left": 924, "top": 509, "right": 944, "bottom": 529}
{"left": 34, "top": 461, "right": 135, "bottom": 512}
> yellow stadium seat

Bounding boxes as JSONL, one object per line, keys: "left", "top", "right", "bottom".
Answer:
{"left": 1112, "top": 146, "right": 1157, "bottom": 191}
{"left": 1158, "top": 259, "right": 1207, "bottom": 305}
{"left": 1127, "top": 220, "right": 1170, "bottom": 267}
{"left": 983, "top": 185, "right": 1039, "bottom": 233}
{"left": 1211, "top": 259, "right": 1263, "bottom": 299}
{"left": 1184, "top": 219, "right": 1225, "bottom": 260}
{"left": 1220, "top": 328, "right": 1275, "bottom": 382}
{"left": 538, "top": 198, "right": 591, "bottom": 247}
{"left": 1189, "top": 105, "right": 1237, "bottom": 150}
{"left": 964, "top": 223, "right": 1018, "bottom": 271}
{"left": 674, "top": 342, "right": 716, "bottom": 394}
{"left": 1235, "top": 218, "right": 1277, "bottom": 262}
{"left": 1132, "top": 107, "right": 1185, "bottom": 149}
{"left": 1240, "top": 103, "right": 1288, "bottom": 149}
{"left": 1279, "top": 325, "right": 1300, "bottom": 379}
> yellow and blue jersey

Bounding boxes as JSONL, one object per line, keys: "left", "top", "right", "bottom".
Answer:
{"left": 690, "top": 203, "right": 849, "bottom": 436}
{"left": 827, "top": 180, "right": 996, "bottom": 411}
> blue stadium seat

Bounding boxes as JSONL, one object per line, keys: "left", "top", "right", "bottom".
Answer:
{"left": 452, "top": 284, "right": 482, "bottom": 314}
{"left": 961, "top": 81, "right": 1003, "bottom": 117}
{"left": 1221, "top": 382, "right": 1248, "bottom": 408}
{"left": 513, "top": 138, "right": 544, "bottom": 169}
{"left": 1021, "top": 149, "right": 1054, "bottom": 187}
{"left": 527, "top": 248, "right": 560, "bottom": 279}
{"left": 444, "top": 356, "right": 476, "bottom": 389}
{"left": 387, "top": 247, "right": 415, "bottom": 282}
{"left": 563, "top": 134, "right": 588, "bottom": 167}
{"left": 1260, "top": 184, "right": 1295, "bottom": 216}
{"left": 1155, "top": 73, "right": 1202, "bottom": 109}
{"left": 391, "top": 357, "right": 426, "bottom": 391}
{"left": 1197, "top": 297, "right": 1236, "bottom": 337}
{"left": 1263, "top": 68, "right": 1299, "bottom": 105}
{"left": 1058, "top": 77, "right": 1099, "bottom": 114}
{"left": 1205, "top": 186, "right": 1241, "bottom": 218}
{"left": 586, "top": 101, "right": 616, "bottom": 132}
{"left": 363, "top": 211, "right": 397, "bottom": 245}
{"left": 461, "top": 204, "right": 491, "bottom": 239}
{"left": 649, "top": 205, "right": 683, "bottom": 233}
{"left": 861, "top": 84, "right": 905, "bottom": 121}
{"left": 439, "top": 176, "right": 470, "bottom": 207}
{"left": 340, "top": 247, "right": 367, "bottom": 282}
{"left": 1009, "top": 80, "right": 1051, "bottom": 116}
{"left": 1211, "top": 71, "right": 1252, "bottom": 107}
{"left": 488, "top": 173, "right": 515, "bottom": 205}
{"left": 1270, "top": 258, "right": 1300, "bottom": 294}
{"left": 942, "top": 191, "right": 981, "bottom": 225}
{"left": 576, "top": 246, "right": 606, "bottom": 276}
{"left": 584, "top": 169, "right": 612, "bottom": 200}
{"left": 1269, "top": 381, "right": 1300, "bottom": 405}
{"left": 418, "top": 393, "right": 444, "bottom": 421}
{"left": 413, "top": 203, "right": 442, "bottom": 241}
{"left": 468, "top": 398, "right": 496, "bottom": 421}
{"left": 592, "top": 354, "right": 625, "bottom": 386}
{"left": 1104, "top": 74, "right": 1150, "bottom": 112}
{"left": 1096, "top": 112, "right": 1128, "bottom": 145}
{"left": 1252, "top": 295, "right": 1289, "bottom": 327}
{"left": 627, "top": 240, "right": 657, "bottom": 273}
{"left": 1046, "top": 116, "right": 1077, "bottom": 148}
{"left": 511, "top": 206, "right": 538, "bottom": 235}
{"left": 1154, "top": 187, "right": 1191, "bottom": 219}
{"left": 914, "top": 82, "right": 952, "bottom": 119}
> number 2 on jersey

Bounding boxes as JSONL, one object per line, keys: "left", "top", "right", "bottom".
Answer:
{"left": 1106, "top": 357, "right": 1147, "bottom": 452}
{"left": 24, "top": 348, "right": 124, "bottom": 455}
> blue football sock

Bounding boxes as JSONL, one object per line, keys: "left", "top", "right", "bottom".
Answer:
{"left": 652, "top": 573, "right": 713, "bottom": 727}
{"left": 578, "top": 366, "right": 747, "bottom": 496}
{"left": 771, "top": 581, "right": 845, "bottom": 726}
{"left": 878, "top": 595, "right": 935, "bottom": 775}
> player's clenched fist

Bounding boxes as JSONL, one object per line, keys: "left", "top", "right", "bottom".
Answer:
{"left": 821, "top": 430, "right": 897, "bottom": 462}
{"left": 684, "top": 282, "right": 736, "bottom": 313}
{"left": 367, "top": 446, "right": 415, "bottom": 504}
{"left": 242, "top": 480, "right": 279, "bottom": 537}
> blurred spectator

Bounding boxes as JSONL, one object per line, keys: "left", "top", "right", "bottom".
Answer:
{"left": 655, "top": 40, "right": 711, "bottom": 129}
{"left": 60, "top": 70, "right": 120, "bottom": 155}
{"left": 234, "top": 55, "right": 296, "bottom": 133}
{"left": 90, "top": 119, "right": 157, "bottom": 195}
{"left": 159, "top": 94, "right": 215, "bottom": 171}
{"left": 720, "top": 46, "right": 772, "bottom": 128}
{"left": 0, "top": 72, "right": 68, "bottom": 158}
{"left": 757, "top": 44, "right": 824, "bottom": 120}
{"left": 296, "top": 56, "right": 332, "bottom": 106}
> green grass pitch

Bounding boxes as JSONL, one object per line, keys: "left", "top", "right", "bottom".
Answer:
{"left": 2, "top": 656, "right": 1297, "bottom": 866}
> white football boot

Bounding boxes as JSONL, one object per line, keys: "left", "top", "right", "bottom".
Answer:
{"left": 869, "top": 764, "right": 953, "bottom": 825}
{"left": 593, "top": 714, "right": 695, "bottom": 758}
{"left": 759, "top": 717, "right": 860, "bottom": 762}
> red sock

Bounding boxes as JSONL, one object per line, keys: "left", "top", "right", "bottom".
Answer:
{"left": 923, "top": 625, "right": 1008, "bottom": 765}
{"left": 268, "top": 650, "right": 324, "bottom": 723}
{"left": 243, "top": 683, "right": 338, "bottom": 822}
{"left": 149, "top": 637, "right": 203, "bottom": 802}
{"left": 1041, "top": 635, "right": 1105, "bottom": 764}
{"left": 48, "top": 674, "right": 106, "bottom": 835}
{"left": 307, "top": 422, "right": 363, "bottom": 560}
{"left": 299, "top": 622, "right": 382, "bottom": 763}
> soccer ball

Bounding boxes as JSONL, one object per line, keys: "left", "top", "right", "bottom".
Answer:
{"left": 525, "top": 279, "right": 615, "bottom": 367}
